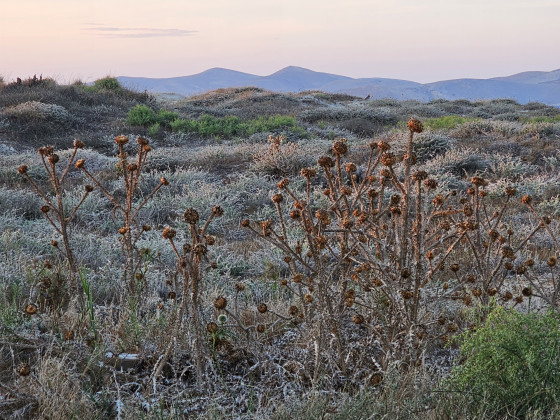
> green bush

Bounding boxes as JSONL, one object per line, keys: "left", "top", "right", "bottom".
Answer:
{"left": 92, "top": 77, "right": 122, "bottom": 92}
{"left": 446, "top": 307, "right": 560, "bottom": 418}
{"left": 424, "top": 115, "right": 474, "bottom": 130}
{"left": 127, "top": 104, "right": 157, "bottom": 126}
{"left": 156, "top": 109, "right": 179, "bottom": 125}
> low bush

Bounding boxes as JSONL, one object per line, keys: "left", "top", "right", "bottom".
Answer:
{"left": 447, "top": 307, "right": 560, "bottom": 418}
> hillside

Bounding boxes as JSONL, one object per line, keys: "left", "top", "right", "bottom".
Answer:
{"left": 118, "top": 66, "right": 560, "bottom": 106}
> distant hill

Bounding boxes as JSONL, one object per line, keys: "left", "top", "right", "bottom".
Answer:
{"left": 118, "top": 66, "right": 560, "bottom": 106}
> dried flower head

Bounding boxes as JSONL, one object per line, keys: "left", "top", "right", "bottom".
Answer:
{"left": 407, "top": 118, "right": 423, "bottom": 133}
{"left": 272, "top": 193, "right": 283, "bottom": 204}
{"left": 548, "top": 256, "right": 557, "bottom": 267}
{"left": 411, "top": 170, "right": 428, "bottom": 182}
{"left": 317, "top": 155, "right": 335, "bottom": 168}
{"left": 160, "top": 177, "right": 169, "bottom": 186}
{"left": 64, "top": 330, "right": 75, "bottom": 341}
{"left": 75, "top": 159, "right": 85, "bottom": 169}
{"left": 17, "top": 165, "right": 28, "bottom": 174}
{"left": 257, "top": 303, "right": 268, "bottom": 314}
{"left": 17, "top": 363, "right": 31, "bottom": 377}
{"left": 300, "top": 167, "right": 317, "bottom": 178}
{"left": 381, "top": 152, "right": 396, "bottom": 167}
{"left": 235, "top": 283, "right": 245, "bottom": 292}
{"left": 505, "top": 187, "right": 517, "bottom": 196}
{"left": 256, "top": 324, "right": 266, "bottom": 333}
{"left": 332, "top": 139, "right": 348, "bottom": 156}
{"left": 207, "top": 322, "right": 218, "bottom": 333}
{"left": 183, "top": 208, "right": 199, "bottom": 224}
{"left": 241, "top": 219, "right": 250, "bottom": 227}
{"left": 345, "top": 162, "right": 357, "bottom": 173}
{"left": 212, "top": 205, "right": 224, "bottom": 217}
{"left": 521, "top": 195, "right": 532, "bottom": 205}
{"left": 127, "top": 163, "right": 138, "bottom": 172}
{"left": 40, "top": 205, "right": 50, "bottom": 213}
{"left": 214, "top": 296, "right": 227, "bottom": 310}
{"left": 73, "top": 139, "right": 85, "bottom": 149}
{"left": 25, "top": 303, "right": 38, "bottom": 315}
{"left": 168, "top": 291, "right": 176, "bottom": 299}
{"left": 162, "top": 227, "right": 176, "bottom": 239}
{"left": 277, "top": 178, "right": 290, "bottom": 189}
{"left": 115, "top": 135, "right": 129, "bottom": 145}
{"left": 137, "top": 136, "right": 149, "bottom": 146}
{"left": 352, "top": 314, "right": 365, "bottom": 325}
{"left": 304, "top": 293, "right": 313, "bottom": 303}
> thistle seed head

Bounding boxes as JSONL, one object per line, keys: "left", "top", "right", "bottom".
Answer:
{"left": 183, "top": 208, "right": 199, "bottom": 224}
{"left": 214, "top": 296, "right": 227, "bottom": 310}
{"left": 407, "top": 118, "right": 423, "bottom": 133}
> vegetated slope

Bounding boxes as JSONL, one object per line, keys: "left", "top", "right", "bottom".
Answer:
{"left": 118, "top": 67, "right": 560, "bottom": 106}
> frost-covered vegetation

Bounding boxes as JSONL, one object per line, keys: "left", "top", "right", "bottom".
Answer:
{"left": 2, "top": 77, "right": 560, "bottom": 419}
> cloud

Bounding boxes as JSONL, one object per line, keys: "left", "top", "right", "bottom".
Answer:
{"left": 84, "top": 24, "right": 197, "bottom": 38}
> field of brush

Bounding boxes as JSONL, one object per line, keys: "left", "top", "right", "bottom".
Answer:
{"left": 2, "top": 77, "right": 560, "bottom": 419}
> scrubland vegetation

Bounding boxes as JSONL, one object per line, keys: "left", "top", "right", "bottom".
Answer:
{"left": 2, "top": 77, "right": 560, "bottom": 419}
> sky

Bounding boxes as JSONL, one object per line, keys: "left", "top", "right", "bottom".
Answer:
{"left": 1, "top": 0, "right": 559, "bottom": 84}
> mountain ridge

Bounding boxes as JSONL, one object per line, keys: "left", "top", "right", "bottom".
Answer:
{"left": 118, "top": 66, "right": 560, "bottom": 106}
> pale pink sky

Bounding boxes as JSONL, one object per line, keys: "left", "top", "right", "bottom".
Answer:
{"left": 1, "top": 0, "right": 559, "bottom": 83}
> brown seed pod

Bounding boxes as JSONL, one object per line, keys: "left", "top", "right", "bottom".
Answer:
{"left": 487, "top": 287, "right": 498, "bottom": 296}
{"left": 48, "top": 154, "right": 59, "bottom": 164}
{"left": 241, "top": 219, "right": 250, "bottom": 228}
{"left": 75, "top": 159, "right": 85, "bottom": 169}
{"left": 289, "top": 305, "right": 299, "bottom": 316}
{"left": 465, "top": 274, "right": 476, "bottom": 283}
{"left": 73, "top": 139, "right": 85, "bottom": 149}
{"left": 300, "top": 167, "right": 317, "bottom": 178}
{"left": 401, "top": 268, "right": 411, "bottom": 279}
{"left": 515, "top": 265, "right": 526, "bottom": 275}
{"left": 504, "top": 262, "right": 514, "bottom": 270}
{"left": 522, "top": 287, "right": 532, "bottom": 297}
{"left": 115, "top": 135, "right": 129, "bottom": 145}
{"left": 64, "top": 330, "right": 75, "bottom": 341}
{"left": 345, "top": 162, "right": 357, "bottom": 173}
{"left": 450, "top": 263, "right": 460, "bottom": 272}
{"left": 193, "top": 243, "right": 207, "bottom": 255}
{"left": 381, "top": 152, "right": 397, "bottom": 167}
{"left": 280, "top": 279, "right": 288, "bottom": 286}
{"left": 424, "top": 178, "right": 438, "bottom": 189}
{"left": 183, "top": 208, "right": 199, "bottom": 224}
{"left": 505, "top": 187, "right": 517, "bottom": 196}
{"left": 548, "top": 256, "right": 557, "bottom": 267}
{"left": 277, "top": 178, "right": 290, "bottom": 189}
{"left": 40, "top": 205, "right": 50, "bottom": 213}
{"left": 235, "top": 283, "right": 245, "bottom": 292}
{"left": 211, "top": 205, "right": 224, "bottom": 217}
{"left": 525, "top": 258, "right": 535, "bottom": 267}
{"left": 293, "top": 273, "right": 304, "bottom": 283}
{"left": 17, "top": 165, "right": 28, "bottom": 175}
{"left": 17, "top": 363, "right": 30, "bottom": 377}
{"left": 206, "top": 322, "right": 218, "bottom": 333}
{"left": 272, "top": 193, "right": 283, "bottom": 204}
{"left": 352, "top": 314, "right": 365, "bottom": 325}
{"left": 258, "top": 303, "right": 268, "bottom": 314}
{"left": 205, "top": 235, "right": 216, "bottom": 246}
{"left": 51, "top": 240, "right": 58, "bottom": 247}
{"left": 515, "top": 295, "right": 523, "bottom": 304}
{"left": 401, "top": 290, "right": 414, "bottom": 300}
{"left": 168, "top": 291, "right": 176, "bottom": 299}
{"left": 162, "top": 227, "right": 176, "bottom": 239}
{"left": 160, "top": 177, "right": 169, "bottom": 186}
{"left": 501, "top": 246, "right": 515, "bottom": 259}
{"left": 214, "top": 296, "right": 227, "bottom": 310}
{"left": 471, "top": 176, "right": 486, "bottom": 187}
{"left": 256, "top": 324, "right": 266, "bottom": 333}
{"left": 137, "top": 136, "right": 149, "bottom": 146}
{"left": 407, "top": 118, "right": 423, "bottom": 133}
{"left": 332, "top": 140, "right": 348, "bottom": 156}
{"left": 317, "top": 155, "right": 335, "bottom": 168}
{"left": 25, "top": 303, "right": 38, "bottom": 315}
{"left": 504, "top": 291, "right": 513, "bottom": 301}
{"left": 521, "top": 195, "right": 532, "bottom": 205}
{"left": 304, "top": 294, "right": 313, "bottom": 303}
{"left": 290, "top": 210, "right": 301, "bottom": 220}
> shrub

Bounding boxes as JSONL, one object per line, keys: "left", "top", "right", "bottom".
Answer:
{"left": 92, "top": 77, "right": 122, "bottom": 92}
{"left": 423, "top": 115, "right": 473, "bottom": 130}
{"left": 126, "top": 104, "right": 157, "bottom": 126}
{"left": 447, "top": 307, "right": 560, "bottom": 418}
